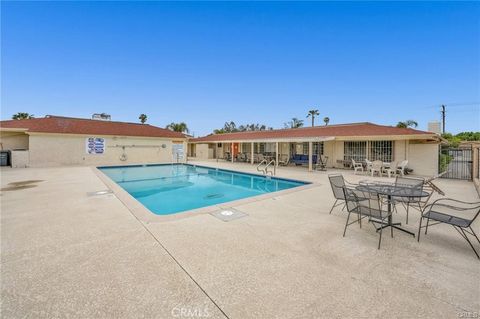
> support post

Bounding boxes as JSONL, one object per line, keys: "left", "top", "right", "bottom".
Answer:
{"left": 308, "top": 141, "right": 313, "bottom": 172}
{"left": 251, "top": 142, "right": 254, "bottom": 165}
{"left": 231, "top": 142, "right": 234, "bottom": 163}
{"left": 275, "top": 142, "right": 279, "bottom": 167}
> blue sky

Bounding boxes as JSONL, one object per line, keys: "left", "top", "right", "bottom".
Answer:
{"left": 2, "top": 1, "right": 479, "bottom": 136}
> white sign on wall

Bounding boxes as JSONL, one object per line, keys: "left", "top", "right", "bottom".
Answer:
{"left": 86, "top": 137, "right": 105, "bottom": 155}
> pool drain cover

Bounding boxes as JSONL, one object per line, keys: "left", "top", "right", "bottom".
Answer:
{"left": 87, "top": 190, "right": 113, "bottom": 197}
{"left": 210, "top": 208, "right": 248, "bottom": 222}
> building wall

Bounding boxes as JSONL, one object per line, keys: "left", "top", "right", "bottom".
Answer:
{"left": 195, "top": 143, "right": 212, "bottom": 159}
{"left": 0, "top": 132, "right": 29, "bottom": 150}
{"left": 322, "top": 139, "right": 437, "bottom": 175}
{"left": 408, "top": 142, "right": 439, "bottom": 176}
{"left": 27, "top": 133, "right": 186, "bottom": 167}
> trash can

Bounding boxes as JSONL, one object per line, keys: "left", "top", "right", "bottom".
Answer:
{"left": 0, "top": 151, "right": 10, "bottom": 166}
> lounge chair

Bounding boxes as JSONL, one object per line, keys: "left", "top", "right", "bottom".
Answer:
{"left": 418, "top": 198, "right": 480, "bottom": 259}
{"left": 315, "top": 155, "right": 328, "bottom": 171}
{"left": 278, "top": 154, "right": 290, "bottom": 166}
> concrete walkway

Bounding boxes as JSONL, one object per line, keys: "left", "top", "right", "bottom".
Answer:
{"left": 1, "top": 163, "right": 479, "bottom": 318}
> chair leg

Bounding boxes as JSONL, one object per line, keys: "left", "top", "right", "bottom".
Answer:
{"left": 425, "top": 216, "right": 430, "bottom": 235}
{"left": 390, "top": 221, "right": 393, "bottom": 238}
{"left": 417, "top": 216, "right": 423, "bottom": 242}
{"left": 470, "top": 226, "right": 480, "bottom": 245}
{"left": 378, "top": 223, "right": 383, "bottom": 249}
{"left": 460, "top": 228, "right": 480, "bottom": 259}
{"left": 343, "top": 211, "right": 352, "bottom": 237}
{"left": 329, "top": 199, "right": 338, "bottom": 214}
{"left": 406, "top": 203, "right": 410, "bottom": 224}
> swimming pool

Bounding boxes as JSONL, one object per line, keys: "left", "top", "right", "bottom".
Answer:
{"left": 99, "top": 164, "right": 307, "bottom": 215}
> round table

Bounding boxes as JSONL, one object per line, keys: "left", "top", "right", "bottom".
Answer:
{"left": 356, "top": 182, "right": 430, "bottom": 237}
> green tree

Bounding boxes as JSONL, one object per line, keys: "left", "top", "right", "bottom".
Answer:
{"left": 306, "top": 109, "right": 319, "bottom": 127}
{"left": 396, "top": 120, "right": 418, "bottom": 128}
{"left": 323, "top": 117, "right": 330, "bottom": 126}
{"left": 12, "top": 112, "right": 34, "bottom": 120}
{"left": 166, "top": 122, "right": 189, "bottom": 133}
{"left": 138, "top": 114, "right": 147, "bottom": 124}
{"left": 284, "top": 118, "right": 304, "bottom": 129}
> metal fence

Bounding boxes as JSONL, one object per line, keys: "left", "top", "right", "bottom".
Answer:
{"left": 439, "top": 147, "right": 473, "bottom": 180}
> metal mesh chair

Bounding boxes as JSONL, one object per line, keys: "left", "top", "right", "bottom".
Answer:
{"left": 328, "top": 174, "right": 357, "bottom": 214}
{"left": 393, "top": 176, "right": 426, "bottom": 224}
{"left": 343, "top": 186, "right": 393, "bottom": 249}
{"left": 417, "top": 199, "right": 480, "bottom": 259}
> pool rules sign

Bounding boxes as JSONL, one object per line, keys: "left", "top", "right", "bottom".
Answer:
{"left": 86, "top": 137, "right": 105, "bottom": 155}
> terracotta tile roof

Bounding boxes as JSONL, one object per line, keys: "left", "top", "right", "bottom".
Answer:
{"left": 192, "top": 122, "right": 436, "bottom": 142}
{"left": 0, "top": 116, "right": 186, "bottom": 139}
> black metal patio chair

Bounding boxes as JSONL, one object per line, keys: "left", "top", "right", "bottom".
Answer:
{"left": 417, "top": 198, "right": 480, "bottom": 259}
{"left": 328, "top": 174, "right": 357, "bottom": 214}
{"left": 393, "top": 176, "right": 426, "bottom": 224}
{"left": 342, "top": 186, "right": 393, "bottom": 249}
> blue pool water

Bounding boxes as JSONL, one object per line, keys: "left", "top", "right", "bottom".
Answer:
{"left": 99, "top": 164, "right": 307, "bottom": 215}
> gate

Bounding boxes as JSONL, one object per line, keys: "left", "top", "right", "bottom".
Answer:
{"left": 439, "top": 147, "right": 473, "bottom": 180}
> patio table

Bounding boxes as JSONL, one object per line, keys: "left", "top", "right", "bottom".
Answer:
{"left": 356, "top": 181, "right": 429, "bottom": 237}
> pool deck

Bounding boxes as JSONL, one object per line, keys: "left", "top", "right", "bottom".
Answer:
{"left": 1, "top": 161, "right": 479, "bottom": 318}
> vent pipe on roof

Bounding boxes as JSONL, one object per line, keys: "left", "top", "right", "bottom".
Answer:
{"left": 92, "top": 113, "right": 111, "bottom": 121}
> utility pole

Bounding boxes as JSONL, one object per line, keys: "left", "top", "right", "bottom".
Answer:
{"left": 441, "top": 104, "right": 446, "bottom": 134}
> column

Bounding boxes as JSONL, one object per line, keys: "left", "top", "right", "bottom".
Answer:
{"left": 472, "top": 146, "right": 479, "bottom": 180}
{"left": 308, "top": 141, "right": 313, "bottom": 172}
{"left": 231, "top": 142, "right": 234, "bottom": 163}
{"left": 251, "top": 142, "right": 254, "bottom": 165}
{"left": 275, "top": 142, "right": 279, "bottom": 167}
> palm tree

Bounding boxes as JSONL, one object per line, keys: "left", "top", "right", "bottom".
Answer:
{"left": 306, "top": 109, "right": 319, "bottom": 127}
{"left": 12, "top": 112, "right": 34, "bottom": 120}
{"left": 323, "top": 117, "right": 330, "bottom": 126}
{"left": 396, "top": 120, "right": 418, "bottom": 128}
{"left": 166, "top": 122, "right": 189, "bottom": 133}
{"left": 284, "top": 118, "right": 304, "bottom": 129}
{"left": 138, "top": 114, "right": 147, "bottom": 124}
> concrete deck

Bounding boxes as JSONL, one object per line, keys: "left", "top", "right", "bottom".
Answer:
{"left": 1, "top": 161, "right": 479, "bottom": 318}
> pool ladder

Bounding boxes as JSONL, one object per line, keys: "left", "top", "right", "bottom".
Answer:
{"left": 256, "top": 159, "right": 276, "bottom": 176}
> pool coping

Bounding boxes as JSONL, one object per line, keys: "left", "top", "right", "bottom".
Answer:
{"left": 92, "top": 163, "right": 319, "bottom": 223}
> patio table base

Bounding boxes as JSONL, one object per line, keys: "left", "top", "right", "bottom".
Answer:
{"left": 375, "top": 222, "right": 416, "bottom": 237}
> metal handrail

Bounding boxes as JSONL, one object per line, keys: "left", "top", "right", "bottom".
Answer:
{"left": 256, "top": 159, "right": 268, "bottom": 173}
{"left": 264, "top": 160, "right": 276, "bottom": 176}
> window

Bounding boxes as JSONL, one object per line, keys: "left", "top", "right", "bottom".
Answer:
{"left": 344, "top": 141, "right": 367, "bottom": 163}
{"left": 294, "top": 142, "right": 324, "bottom": 155}
{"left": 313, "top": 142, "right": 324, "bottom": 155}
{"left": 370, "top": 141, "right": 393, "bottom": 162}
{"left": 258, "top": 143, "right": 266, "bottom": 154}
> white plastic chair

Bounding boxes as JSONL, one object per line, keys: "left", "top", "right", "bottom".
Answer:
{"left": 382, "top": 161, "right": 397, "bottom": 178}
{"left": 365, "top": 159, "right": 373, "bottom": 175}
{"left": 351, "top": 159, "right": 364, "bottom": 175}
{"left": 371, "top": 160, "right": 383, "bottom": 177}
{"left": 396, "top": 160, "right": 408, "bottom": 176}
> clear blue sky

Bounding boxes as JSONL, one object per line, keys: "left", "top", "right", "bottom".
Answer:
{"left": 2, "top": 1, "right": 479, "bottom": 136}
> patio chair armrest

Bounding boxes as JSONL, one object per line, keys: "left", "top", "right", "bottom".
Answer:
{"left": 423, "top": 198, "right": 480, "bottom": 219}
